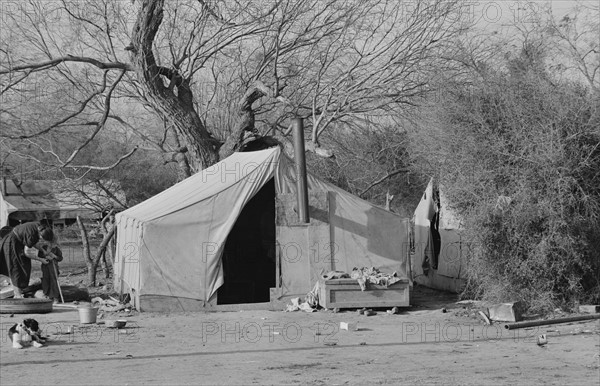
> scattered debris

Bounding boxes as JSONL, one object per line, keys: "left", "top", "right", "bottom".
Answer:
{"left": 478, "top": 311, "right": 491, "bottom": 325}
{"left": 285, "top": 297, "right": 316, "bottom": 313}
{"left": 456, "top": 300, "right": 483, "bottom": 306}
{"left": 340, "top": 322, "right": 358, "bottom": 331}
{"left": 91, "top": 296, "right": 131, "bottom": 313}
{"left": 537, "top": 334, "right": 548, "bottom": 346}
{"left": 578, "top": 305, "right": 599, "bottom": 314}
{"left": 104, "top": 319, "right": 127, "bottom": 329}
{"left": 0, "top": 275, "right": 14, "bottom": 299}
{"left": 488, "top": 302, "right": 524, "bottom": 322}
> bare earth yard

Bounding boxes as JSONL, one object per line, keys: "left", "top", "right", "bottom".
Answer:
{"left": 0, "top": 257, "right": 598, "bottom": 385}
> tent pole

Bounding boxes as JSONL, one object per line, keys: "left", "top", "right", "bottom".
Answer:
{"left": 292, "top": 118, "right": 310, "bottom": 223}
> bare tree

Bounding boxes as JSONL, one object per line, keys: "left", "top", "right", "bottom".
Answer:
{"left": 1, "top": 0, "right": 466, "bottom": 180}
{"left": 546, "top": 2, "right": 600, "bottom": 93}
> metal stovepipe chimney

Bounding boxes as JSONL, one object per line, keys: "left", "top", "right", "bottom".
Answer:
{"left": 292, "top": 118, "right": 309, "bottom": 223}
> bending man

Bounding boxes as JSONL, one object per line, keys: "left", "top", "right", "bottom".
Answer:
{"left": 0, "top": 222, "right": 54, "bottom": 298}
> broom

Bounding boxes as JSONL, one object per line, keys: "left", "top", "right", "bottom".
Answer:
{"left": 52, "top": 261, "right": 65, "bottom": 304}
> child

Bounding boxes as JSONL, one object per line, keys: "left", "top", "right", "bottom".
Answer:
{"left": 40, "top": 243, "right": 63, "bottom": 303}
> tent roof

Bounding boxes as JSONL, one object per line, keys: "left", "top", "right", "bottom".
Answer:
{"left": 118, "top": 147, "right": 281, "bottom": 223}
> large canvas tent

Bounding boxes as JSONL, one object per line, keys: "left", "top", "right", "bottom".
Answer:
{"left": 115, "top": 147, "right": 411, "bottom": 311}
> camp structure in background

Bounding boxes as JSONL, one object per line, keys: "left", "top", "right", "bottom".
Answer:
{"left": 412, "top": 179, "right": 467, "bottom": 293}
{"left": 0, "top": 177, "right": 125, "bottom": 228}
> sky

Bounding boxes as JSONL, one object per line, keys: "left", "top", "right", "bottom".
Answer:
{"left": 462, "top": 0, "right": 597, "bottom": 30}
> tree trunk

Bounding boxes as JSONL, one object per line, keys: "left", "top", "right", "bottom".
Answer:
{"left": 130, "top": 0, "right": 219, "bottom": 175}
{"left": 109, "top": 231, "right": 116, "bottom": 267}
{"left": 100, "top": 251, "right": 109, "bottom": 279}
{"left": 93, "top": 227, "right": 116, "bottom": 286}
{"left": 77, "top": 216, "right": 116, "bottom": 287}
{"left": 99, "top": 211, "right": 115, "bottom": 279}
{"left": 219, "top": 82, "right": 271, "bottom": 159}
{"left": 76, "top": 216, "right": 94, "bottom": 286}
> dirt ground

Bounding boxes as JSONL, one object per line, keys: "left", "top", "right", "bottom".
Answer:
{"left": 1, "top": 261, "right": 599, "bottom": 385}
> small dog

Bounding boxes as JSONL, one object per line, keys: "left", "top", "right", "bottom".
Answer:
{"left": 8, "top": 319, "right": 46, "bottom": 349}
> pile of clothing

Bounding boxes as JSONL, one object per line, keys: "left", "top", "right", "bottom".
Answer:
{"left": 284, "top": 268, "right": 401, "bottom": 311}
{"left": 350, "top": 267, "right": 401, "bottom": 291}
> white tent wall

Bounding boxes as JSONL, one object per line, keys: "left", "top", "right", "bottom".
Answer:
{"left": 115, "top": 147, "right": 411, "bottom": 311}
{"left": 140, "top": 163, "right": 275, "bottom": 305}
{"left": 115, "top": 150, "right": 280, "bottom": 310}
{"left": 114, "top": 217, "right": 142, "bottom": 303}
{"left": 276, "top": 157, "right": 410, "bottom": 280}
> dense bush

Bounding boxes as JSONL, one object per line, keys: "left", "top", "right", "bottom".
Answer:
{"left": 411, "top": 45, "right": 600, "bottom": 312}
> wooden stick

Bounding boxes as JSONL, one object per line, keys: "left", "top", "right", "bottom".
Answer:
{"left": 52, "top": 261, "right": 65, "bottom": 304}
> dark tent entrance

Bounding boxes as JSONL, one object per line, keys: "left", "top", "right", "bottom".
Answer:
{"left": 217, "top": 178, "right": 276, "bottom": 304}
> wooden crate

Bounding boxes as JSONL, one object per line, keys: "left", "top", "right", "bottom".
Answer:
{"left": 318, "top": 278, "right": 410, "bottom": 309}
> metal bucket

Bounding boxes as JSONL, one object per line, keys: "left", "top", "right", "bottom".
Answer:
{"left": 78, "top": 305, "right": 98, "bottom": 324}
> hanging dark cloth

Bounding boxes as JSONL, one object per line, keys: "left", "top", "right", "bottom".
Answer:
{"left": 430, "top": 210, "right": 441, "bottom": 270}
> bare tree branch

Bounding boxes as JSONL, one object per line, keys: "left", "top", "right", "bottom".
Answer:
{"left": 360, "top": 168, "right": 410, "bottom": 197}
{"left": 0, "top": 55, "right": 132, "bottom": 75}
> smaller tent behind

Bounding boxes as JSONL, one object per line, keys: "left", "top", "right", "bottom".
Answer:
{"left": 115, "top": 147, "right": 411, "bottom": 311}
{"left": 412, "top": 179, "right": 467, "bottom": 293}
{"left": 0, "top": 179, "right": 125, "bottom": 227}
